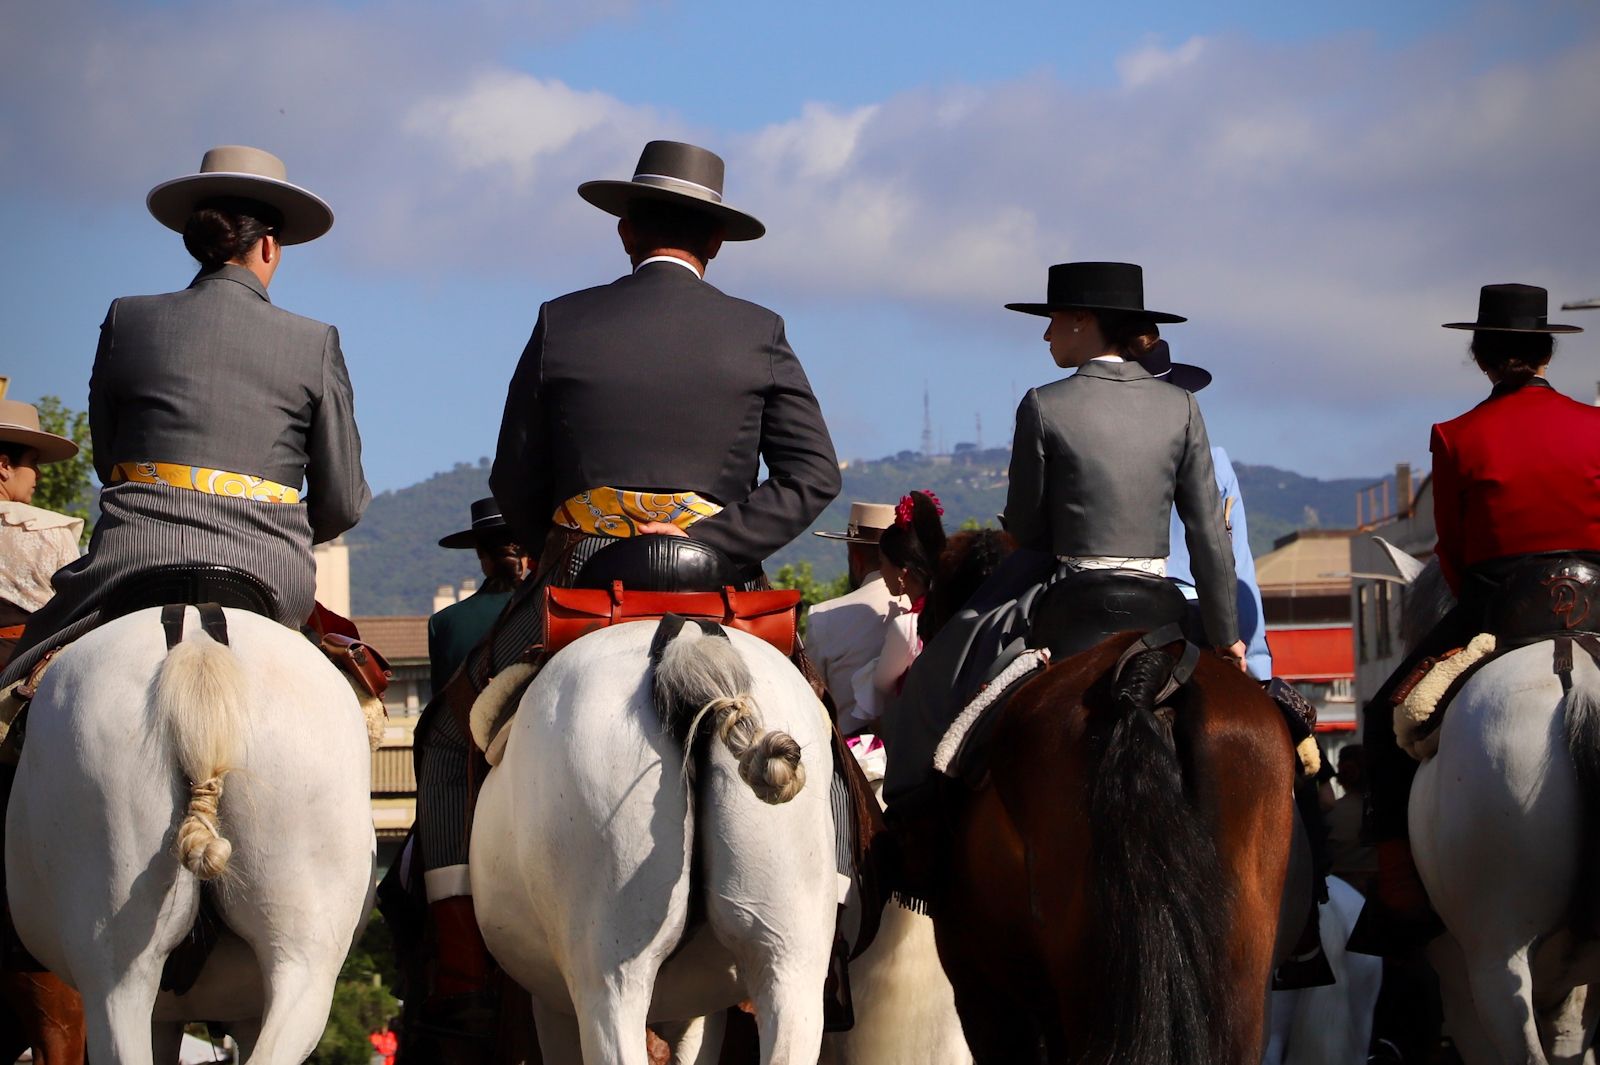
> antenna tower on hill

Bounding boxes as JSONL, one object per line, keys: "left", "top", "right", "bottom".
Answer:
{"left": 922, "top": 383, "right": 933, "bottom": 457}
{"left": 976, "top": 411, "right": 983, "bottom": 450}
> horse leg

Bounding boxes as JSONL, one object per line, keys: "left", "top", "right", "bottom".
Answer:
{"left": 0, "top": 970, "right": 86, "bottom": 1065}
{"left": 1461, "top": 945, "right": 1547, "bottom": 1065}
{"left": 1430, "top": 934, "right": 1503, "bottom": 1065}
{"left": 78, "top": 969, "right": 161, "bottom": 1065}
{"left": 1541, "top": 985, "right": 1589, "bottom": 1065}
{"left": 239, "top": 959, "right": 343, "bottom": 1064}
{"left": 656, "top": 1014, "right": 726, "bottom": 1065}
{"left": 943, "top": 968, "right": 1039, "bottom": 1065}
{"left": 151, "top": 1021, "right": 185, "bottom": 1063}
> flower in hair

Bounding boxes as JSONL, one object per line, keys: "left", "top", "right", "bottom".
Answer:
{"left": 896, "top": 490, "right": 944, "bottom": 527}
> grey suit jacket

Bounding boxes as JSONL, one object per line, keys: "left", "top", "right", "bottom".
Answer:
{"left": 88, "top": 265, "right": 370, "bottom": 543}
{"left": 1003, "top": 360, "right": 1239, "bottom": 645}
{"left": 491, "top": 261, "right": 841, "bottom": 567}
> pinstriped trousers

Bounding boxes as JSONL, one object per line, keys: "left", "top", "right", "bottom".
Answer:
{"left": 1, "top": 481, "right": 317, "bottom": 687}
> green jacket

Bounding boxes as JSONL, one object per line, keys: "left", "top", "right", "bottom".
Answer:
{"left": 428, "top": 587, "right": 513, "bottom": 694}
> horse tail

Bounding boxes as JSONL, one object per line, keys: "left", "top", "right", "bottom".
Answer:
{"left": 154, "top": 623, "right": 248, "bottom": 880}
{"left": 1563, "top": 643, "right": 1600, "bottom": 936}
{"left": 654, "top": 624, "right": 806, "bottom": 804}
{"left": 1083, "top": 646, "right": 1231, "bottom": 1065}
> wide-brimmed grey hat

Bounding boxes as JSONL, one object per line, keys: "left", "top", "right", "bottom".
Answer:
{"left": 439, "top": 497, "right": 513, "bottom": 549}
{"left": 814, "top": 502, "right": 897, "bottom": 543}
{"left": 1006, "top": 261, "right": 1186, "bottom": 324}
{"left": 0, "top": 399, "right": 78, "bottom": 464}
{"left": 578, "top": 140, "right": 765, "bottom": 242}
{"left": 147, "top": 145, "right": 334, "bottom": 245}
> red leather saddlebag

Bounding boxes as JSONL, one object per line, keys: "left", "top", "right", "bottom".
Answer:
{"left": 544, "top": 582, "right": 801, "bottom": 658}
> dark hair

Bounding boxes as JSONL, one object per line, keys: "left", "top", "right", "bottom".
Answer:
{"left": 922, "top": 528, "right": 1016, "bottom": 640}
{"left": 182, "top": 196, "right": 283, "bottom": 271}
{"left": 0, "top": 442, "right": 35, "bottom": 465}
{"left": 625, "top": 200, "right": 723, "bottom": 262}
{"left": 1470, "top": 331, "right": 1554, "bottom": 386}
{"left": 880, "top": 491, "right": 947, "bottom": 593}
{"left": 1093, "top": 311, "right": 1162, "bottom": 360}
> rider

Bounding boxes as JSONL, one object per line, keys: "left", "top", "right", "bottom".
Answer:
{"left": 0, "top": 145, "right": 369, "bottom": 691}
{"left": 881, "top": 261, "right": 1245, "bottom": 813}
{"left": 0, "top": 400, "right": 82, "bottom": 670}
{"left": 421, "top": 140, "right": 844, "bottom": 1042}
{"left": 807, "top": 502, "right": 909, "bottom": 730}
{"left": 1355, "top": 283, "right": 1594, "bottom": 949}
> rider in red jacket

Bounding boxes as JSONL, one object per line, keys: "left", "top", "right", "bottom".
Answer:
{"left": 1356, "top": 283, "right": 1592, "bottom": 953}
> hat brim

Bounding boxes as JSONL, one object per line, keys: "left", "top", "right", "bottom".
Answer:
{"left": 813, "top": 530, "right": 885, "bottom": 543}
{"left": 578, "top": 180, "right": 765, "bottom": 242}
{"left": 1442, "top": 322, "right": 1583, "bottom": 334}
{"left": 1154, "top": 363, "right": 1212, "bottom": 393}
{"left": 1004, "top": 302, "right": 1187, "bottom": 324}
{"left": 437, "top": 530, "right": 480, "bottom": 549}
{"left": 147, "top": 172, "right": 334, "bottom": 245}
{"left": 0, "top": 426, "right": 78, "bottom": 464}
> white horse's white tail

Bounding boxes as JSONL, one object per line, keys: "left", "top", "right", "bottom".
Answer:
{"left": 154, "top": 626, "right": 248, "bottom": 880}
{"left": 654, "top": 624, "right": 806, "bottom": 804}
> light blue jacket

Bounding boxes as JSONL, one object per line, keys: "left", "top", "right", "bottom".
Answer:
{"left": 1166, "top": 447, "right": 1272, "bottom": 678}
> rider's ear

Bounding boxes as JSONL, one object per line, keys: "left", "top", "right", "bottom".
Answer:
{"left": 617, "top": 218, "right": 635, "bottom": 255}
{"left": 703, "top": 231, "right": 724, "bottom": 263}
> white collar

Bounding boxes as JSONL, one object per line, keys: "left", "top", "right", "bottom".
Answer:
{"left": 636, "top": 255, "right": 703, "bottom": 279}
{"left": 1090, "top": 354, "right": 1125, "bottom": 362}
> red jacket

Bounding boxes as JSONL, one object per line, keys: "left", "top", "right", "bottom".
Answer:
{"left": 1431, "top": 380, "right": 1600, "bottom": 593}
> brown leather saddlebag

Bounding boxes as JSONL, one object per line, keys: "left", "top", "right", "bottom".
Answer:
{"left": 318, "top": 632, "right": 393, "bottom": 702}
{"left": 544, "top": 582, "right": 801, "bottom": 658}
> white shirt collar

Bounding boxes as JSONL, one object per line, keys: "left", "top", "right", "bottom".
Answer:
{"left": 636, "top": 255, "right": 703, "bottom": 279}
{"left": 1073, "top": 353, "right": 1126, "bottom": 376}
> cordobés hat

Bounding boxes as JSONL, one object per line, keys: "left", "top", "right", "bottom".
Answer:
{"left": 147, "top": 145, "right": 334, "bottom": 246}
{"left": 1443, "top": 284, "right": 1582, "bottom": 334}
{"left": 1137, "top": 340, "right": 1212, "bottom": 393}
{"left": 0, "top": 399, "right": 79, "bottom": 464}
{"left": 815, "top": 502, "right": 897, "bottom": 543}
{"left": 439, "top": 498, "right": 513, "bottom": 549}
{"left": 578, "top": 140, "right": 765, "bottom": 242}
{"left": 1006, "top": 261, "right": 1186, "bottom": 324}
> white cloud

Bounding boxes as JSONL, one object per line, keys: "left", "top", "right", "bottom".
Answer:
{"left": 1117, "top": 36, "right": 1208, "bottom": 89}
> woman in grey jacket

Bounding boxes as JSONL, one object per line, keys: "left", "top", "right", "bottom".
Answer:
{"left": 2, "top": 146, "right": 369, "bottom": 687}
{"left": 1002, "top": 260, "right": 1246, "bottom": 665}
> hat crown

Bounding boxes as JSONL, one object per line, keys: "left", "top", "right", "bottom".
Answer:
{"left": 1045, "top": 261, "right": 1148, "bottom": 313}
{"left": 197, "top": 145, "right": 288, "bottom": 182}
{"left": 0, "top": 399, "right": 43, "bottom": 434}
{"left": 630, "top": 141, "right": 726, "bottom": 203}
{"left": 1478, "top": 283, "right": 1549, "bottom": 328}
{"left": 468, "top": 497, "right": 505, "bottom": 528}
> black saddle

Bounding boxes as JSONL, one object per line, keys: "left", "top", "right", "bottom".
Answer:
{"left": 574, "top": 535, "right": 741, "bottom": 594}
{"left": 1483, "top": 554, "right": 1600, "bottom": 647}
{"left": 105, "top": 564, "right": 276, "bottom": 622}
{"left": 1028, "top": 568, "right": 1193, "bottom": 660}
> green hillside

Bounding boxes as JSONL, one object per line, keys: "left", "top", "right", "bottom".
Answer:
{"left": 346, "top": 451, "right": 1377, "bottom": 615}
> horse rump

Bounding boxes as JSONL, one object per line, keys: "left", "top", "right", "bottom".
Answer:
{"left": 1562, "top": 639, "right": 1600, "bottom": 936}
{"left": 1082, "top": 645, "right": 1231, "bottom": 1065}
{"left": 651, "top": 617, "right": 806, "bottom": 804}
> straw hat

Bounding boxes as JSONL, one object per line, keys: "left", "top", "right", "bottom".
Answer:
{"left": 814, "top": 502, "right": 897, "bottom": 543}
{"left": 0, "top": 400, "right": 79, "bottom": 464}
{"left": 147, "top": 145, "right": 334, "bottom": 245}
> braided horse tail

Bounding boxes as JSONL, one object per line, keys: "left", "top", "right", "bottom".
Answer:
{"left": 652, "top": 619, "right": 806, "bottom": 805}
{"left": 153, "top": 614, "right": 248, "bottom": 880}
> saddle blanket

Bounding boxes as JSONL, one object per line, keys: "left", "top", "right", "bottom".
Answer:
{"left": 933, "top": 648, "right": 1051, "bottom": 778}
{"left": 1393, "top": 632, "right": 1498, "bottom": 761}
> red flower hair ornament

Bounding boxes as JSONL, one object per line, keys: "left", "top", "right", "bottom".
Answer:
{"left": 895, "top": 490, "right": 943, "bottom": 527}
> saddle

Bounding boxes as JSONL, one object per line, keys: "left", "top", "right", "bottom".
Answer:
{"left": 1393, "top": 555, "right": 1600, "bottom": 759}
{"left": 1029, "top": 568, "right": 1194, "bottom": 660}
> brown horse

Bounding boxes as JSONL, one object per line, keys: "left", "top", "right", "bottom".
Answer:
{"left": 930, "top": 631, "right": 1294, "bottom": 1065}
{"left": 0, "top": 971, "right": 87, "bottom": 1064}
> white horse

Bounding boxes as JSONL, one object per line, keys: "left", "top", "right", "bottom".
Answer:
{"left": 1380, "top": 543, "right": 1600, "bottom": 1065}
{"left": 470, "top": 620, "right": 837, "bottom": 1065}
{"left": 6, "top": 607, "right": 377, "bottom": 1064}
{"left": 1262, "top": 875, "right": 1382, "bottom": 1065}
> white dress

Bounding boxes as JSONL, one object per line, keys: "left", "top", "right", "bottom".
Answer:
{"left": 846, "top": 602, "right": 921, "bottom": 733}
{"left": 0, "top": 501, "right": 82, "bottom": 611}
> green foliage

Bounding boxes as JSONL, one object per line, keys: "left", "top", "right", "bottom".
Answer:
{"left": 772, "top": 561, "right": 850, "bottom": 637}
{"left": 29, "top": 395, "right": 94, "bottom": 545}
{"left": 307, "top": 915, "right": 400, "bottom": 1065}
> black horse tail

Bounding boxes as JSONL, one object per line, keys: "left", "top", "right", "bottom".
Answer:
{"left": 1083, "top": 646, "right": 1232, "bottom": 1065}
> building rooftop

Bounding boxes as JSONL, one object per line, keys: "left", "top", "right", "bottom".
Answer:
{"left": 1256, "top": 530, "right": 1353, "bottom": 596}
{"left": 353, "top": 615, "right": 429, "bottom": 663}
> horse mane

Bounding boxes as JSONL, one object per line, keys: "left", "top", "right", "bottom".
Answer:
{"left": 1080, "top": 647, "right": 1233, "bottom": 1065}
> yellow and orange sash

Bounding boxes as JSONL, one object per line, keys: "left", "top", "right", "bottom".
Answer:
{"left": 111, "top": 461, "right": 301, "bottom": 505}
{"left": 553, "top": 488, "right": 721, "bottom": 538}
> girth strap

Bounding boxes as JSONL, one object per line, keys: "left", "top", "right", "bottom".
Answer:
{"left": 160, "top": 603, "right": 231, "bottom": 651}
{"left": 1112, "top": 622, "right": 1201, "bottom": 706}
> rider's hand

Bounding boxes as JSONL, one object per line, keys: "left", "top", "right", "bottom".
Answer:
{"left": 1219, "top": 640, "right": 1249, "bottom": 673}
{"left": 634, "top": 521, "right": 688, "bottom": 538}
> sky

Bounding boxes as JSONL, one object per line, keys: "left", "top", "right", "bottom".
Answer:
{"left": 3, "top": 0, "right": 1599, "bottom": 493}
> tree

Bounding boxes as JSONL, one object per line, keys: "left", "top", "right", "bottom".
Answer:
{"left": 30, "top": 395, "right": 94, "bottom": 545}
{"left": 307, "top": 915, "right": 401, "bottom": 1065}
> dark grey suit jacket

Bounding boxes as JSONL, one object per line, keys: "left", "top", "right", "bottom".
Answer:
{"left": 1003, "top": 359, "right": 1239, "bottom": 645}
{"left": 88, "top": 265, "right": 369, "bottom": 543}
{"left": 491, "top": 261, "right": 841, "bottom": 567}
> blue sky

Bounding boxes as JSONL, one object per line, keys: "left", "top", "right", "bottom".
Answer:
{"left": 4, "top": 0, "right": 1599, "bottom": 494}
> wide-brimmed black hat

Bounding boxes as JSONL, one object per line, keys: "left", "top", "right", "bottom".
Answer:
{"left": 1005, "top": 261, "right": 1186, "bottom": 323}
{"left": 1443, "top": 284, "right": 1582, "bottom": 334}
{"left": 1137, "top": 340, "right": 1211, "bottom": 393}
{"left": 578, "top": 140, "right": 765, "bottom": 242}
{"left": 439, "top": 498, "right": 512, "bottom": 549}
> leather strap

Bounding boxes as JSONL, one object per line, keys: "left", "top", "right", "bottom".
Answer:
{"left": 0, "top": 625, "right": 25, "bottom": 642}
{"left": 1112, "top": 623, "right": 1201, "bottom": 707}
{"left": 197, "top": 603, "right": 229, "bottom": 646}
{"left": 161, "top": 603, "right": 186, "bottom": 651}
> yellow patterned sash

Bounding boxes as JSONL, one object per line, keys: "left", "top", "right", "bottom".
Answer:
{"left": 111, "top": 461, "right": 301, "bottom": 505}
{"left": 553, "top": 488, "right": 721, "bottom": 538}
